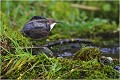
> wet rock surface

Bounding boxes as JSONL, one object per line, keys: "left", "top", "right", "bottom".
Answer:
{"left": 114, "top": 66, "right": 120, "bottom": 71}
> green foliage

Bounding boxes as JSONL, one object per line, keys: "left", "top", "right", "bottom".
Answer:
{"left": 0, "top": 10, "right": 30, "bottom": 47}
{"left": 1, "top": 1, "right": 118, "bottom": 44}
{"left": 102, "top": 3, "right": 111, "bottom": 11}
{"left": 77, "top": 1, "right": 119, "bottom": 22}
{"left": 48, "top": 2, "right": 79, "bottom": 24}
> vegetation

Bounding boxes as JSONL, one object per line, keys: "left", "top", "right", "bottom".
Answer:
{"left": 1, "top": 1, "right": 119, "bottom": 79}
{"left": 73, "top": 47, "right": 102, "bottom": 61}
{"left": 1, "top": 48, "right": 119, "bottom": 79}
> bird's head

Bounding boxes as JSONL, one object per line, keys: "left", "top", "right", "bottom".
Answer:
{"left": 47, "top": 18, "right": 60, "bottom": 30}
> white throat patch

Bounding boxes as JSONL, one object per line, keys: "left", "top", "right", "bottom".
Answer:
{"left": 50, "top": 23, "right": 56, "bottom": 31}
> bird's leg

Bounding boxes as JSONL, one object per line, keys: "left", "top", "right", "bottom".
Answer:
{"left": 30, "top": 39, "right": 38, "bottom": 46}
{"left": 30, "top": 39, "right": 53, "bottom": 57}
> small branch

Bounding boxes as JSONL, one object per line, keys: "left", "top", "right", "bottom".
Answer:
{"left": 37, "top": 3, "right": 100, "bottom": 11}
{"left": 43, "top": 38, "right": 92, "bottom": 47}
{"left": 71, "top": 4, "right": 100, "bottom": 11}
{"left": 10, "top": 38, "right": 91, "bottom": 49}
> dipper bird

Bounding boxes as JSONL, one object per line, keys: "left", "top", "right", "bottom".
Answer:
{"left": 21, "top": 16, "right": 59, "bottom": 39}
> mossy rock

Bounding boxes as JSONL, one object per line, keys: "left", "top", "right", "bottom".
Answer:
{"left": 73, "top": 47, "right": 102, "bottom": 61}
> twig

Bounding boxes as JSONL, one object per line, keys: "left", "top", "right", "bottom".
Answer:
{"left": 71, "top": 4, "right": 100, "bottom": 11}
{"left": 9, "top": 38, "right": 91, "bottom": 49}
{"left": 43, "top": 38, "right": 91, "bottom": 47}
{"left": 35, "top": 3, "right": 100, "bottom": 11}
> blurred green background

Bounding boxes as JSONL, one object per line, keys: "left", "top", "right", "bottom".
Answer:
{"left": 1, "top": 1, "right": 119, "bottom": 45}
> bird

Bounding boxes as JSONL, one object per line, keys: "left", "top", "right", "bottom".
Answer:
{"left": 21, "top": 16, "right": 59, "bottom": 39}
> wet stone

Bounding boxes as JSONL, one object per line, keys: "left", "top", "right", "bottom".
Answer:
{"left": 114, "top": 66, "right": 120, "bottom": 71}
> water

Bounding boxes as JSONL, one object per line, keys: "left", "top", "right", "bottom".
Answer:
{"left": 100, "top": 47, "right": 119, "bottom": 58}
{"left": 50, "top": 43, "right": 119, "bottom": 59}
{"left": 28, "top": 42, "right": 119, "bottom": 59}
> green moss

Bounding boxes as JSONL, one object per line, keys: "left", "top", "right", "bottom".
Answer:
{"left": 1, "top": 50, "right": 119, "bottom": 79}
{"left": 101, "top": 65, "right": 119, "bottom": 78}
{"left": 73, "top": 47, "right": 102, "bottom": 61}
{"left": 86, "top": 71, "right": 108, "bottom": 79}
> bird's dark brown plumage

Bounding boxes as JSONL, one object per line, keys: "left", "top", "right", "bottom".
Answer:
{"left": 21, "top": 16, "right": 52, "bottom": 39}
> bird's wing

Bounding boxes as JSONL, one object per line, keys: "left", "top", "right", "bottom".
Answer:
{"left": 29, "top": 27, "right": 50, "bottom": 39}
{"left": 33, "top": 21, "right": 47, "bottom": 28}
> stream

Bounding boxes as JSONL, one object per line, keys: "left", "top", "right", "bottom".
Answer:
{"left": 51, "top": 43, "right": 119, "bottom": 59}
{"left": 31, "top": 42, "right": 119, "bottom": 59}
